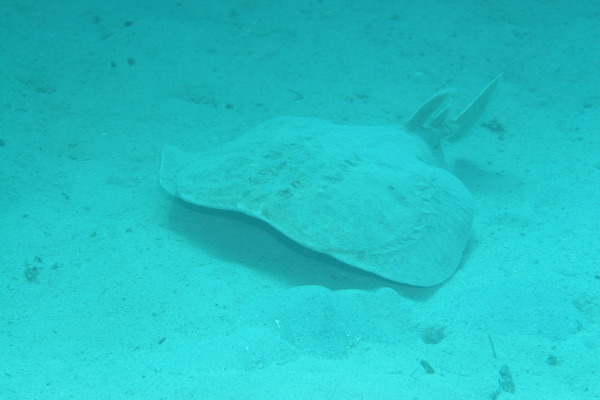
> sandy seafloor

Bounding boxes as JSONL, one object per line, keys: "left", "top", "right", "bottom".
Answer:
{"left": 1, "top": 0, "right": 599, "bottom": 399}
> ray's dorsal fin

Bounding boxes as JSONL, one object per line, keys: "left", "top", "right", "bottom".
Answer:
{"left": 406, "top": 89, "right": 454, "bottom": 132}
{"left": 406, "top": 74, "right": 502, "bottom": 147}
{"left": 448, "top": 74, "right": 502, "bottom": 142}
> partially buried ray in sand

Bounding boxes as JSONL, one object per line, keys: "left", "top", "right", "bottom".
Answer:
{"left": 160, "top": 75, "right": 501, "bottom": 286}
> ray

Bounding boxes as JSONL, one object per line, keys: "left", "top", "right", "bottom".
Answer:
{"left": 160, "top": 77, "right": 500, "bottom": 286}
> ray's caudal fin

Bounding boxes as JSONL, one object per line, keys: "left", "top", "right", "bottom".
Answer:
{"left": 406, "top": 74, "right": 502, "bottom": 147}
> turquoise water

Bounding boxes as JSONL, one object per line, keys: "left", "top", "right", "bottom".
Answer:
{"left": 1, "top": 1, "right": 599, "bottom": 398}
